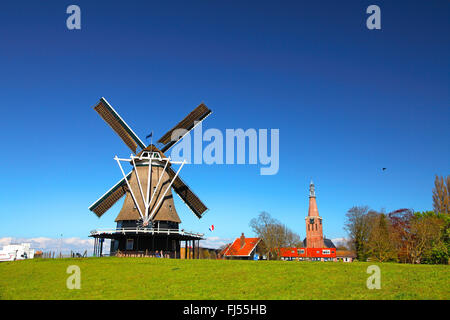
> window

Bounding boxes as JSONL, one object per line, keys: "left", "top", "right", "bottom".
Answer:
{"left": 126, "top": 239, "right": 134, "bottom": 250}
{"left": 322, "top": 249, "right": 330, "bottom": 255}
{"left": 113, "top": 240, "right": 119, "bottom": 251}
{"left": 297, "top": 249, "right": 305, "bottom": 255}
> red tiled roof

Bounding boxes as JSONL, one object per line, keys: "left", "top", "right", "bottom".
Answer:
{"left": 222, "top": 237, "right": 261, "bottom": 257}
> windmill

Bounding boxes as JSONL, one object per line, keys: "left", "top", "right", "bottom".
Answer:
{"left": 88, "top": 97, "right": 211, "bottom": 258}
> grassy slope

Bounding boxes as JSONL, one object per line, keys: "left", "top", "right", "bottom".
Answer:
{"left": 0, "top": 257, "right": 448, "bottom": 300}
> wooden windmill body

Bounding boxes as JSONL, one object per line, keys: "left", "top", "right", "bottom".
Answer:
{"left": 88, "top": 98, "right": 211, "bottom": 258}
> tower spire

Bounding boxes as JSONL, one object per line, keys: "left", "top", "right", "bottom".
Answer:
{"left": 309, "top": 180, "right": 316, "bottom": 198}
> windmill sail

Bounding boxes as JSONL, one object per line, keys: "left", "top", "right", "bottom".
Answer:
{"left": 158, "top": 103, "right": 211, "bottom": 152}
{"left": 89, "top": 172, "right": 132, "bottom": 217}
{"left": 93, "top": 97, "right": 146, "bottom": 153}
{"left": 166, "top": 167, "right": 208, "bottom": 218}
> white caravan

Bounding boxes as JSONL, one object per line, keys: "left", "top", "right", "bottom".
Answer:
{"left": 0, "top": 243, "right": 35, "bottom": 262}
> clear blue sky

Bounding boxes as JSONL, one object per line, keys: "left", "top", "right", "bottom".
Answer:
{"left": 0, "top": 0, "right": 448, "bottom": 243}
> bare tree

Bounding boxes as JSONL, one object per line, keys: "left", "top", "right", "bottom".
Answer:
{"left": 249, "top": 212, "right": 301, "bottom": 260}
{"left": 284, "top": 224, "right": 302, "bottom": 247}
{"left": 433, "top": 175, "right": 450, "bottom": 214}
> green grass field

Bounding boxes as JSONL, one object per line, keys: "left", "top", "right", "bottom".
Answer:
{"left": 0, "top": 257, "right": 448, "bottom": 300}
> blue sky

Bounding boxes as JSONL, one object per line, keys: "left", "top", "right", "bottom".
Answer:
{"left": 0, "top": 0, "right": 448, "bottom": 247}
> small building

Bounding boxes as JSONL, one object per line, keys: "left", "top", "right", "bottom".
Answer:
{"left": 220, "top": 233, "right": 261, "bottom": 260}
{"left": 335, "top": 250, "right": 356, "bottom": 262}
{"left": 0, "top": 243, "right": 35, "bottom": 261}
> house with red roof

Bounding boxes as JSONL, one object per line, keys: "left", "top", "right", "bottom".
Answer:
{"left": 220, "top": 233, "right": 262, "bottom": 260}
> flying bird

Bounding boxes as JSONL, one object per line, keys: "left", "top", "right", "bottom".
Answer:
{"left": 382, "top": 168, "right": 386, "bottom": 171}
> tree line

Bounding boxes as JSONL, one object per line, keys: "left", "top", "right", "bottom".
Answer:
{"left": 345, "top": 175, "right": 449, "bottom": 264}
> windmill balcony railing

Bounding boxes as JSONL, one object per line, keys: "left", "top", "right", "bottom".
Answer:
{"left": 90, "top": 227, "right": 204, "bottom": 238}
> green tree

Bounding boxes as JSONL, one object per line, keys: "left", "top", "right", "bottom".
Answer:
{"left": 367, "top": 213, "right": 397, "bottom": 262}
{"left": 417, "top": 211, "right": 450, "bottom": 264}
{"left": 409, "top": 213, "right": 444, "bottom": 264}
{"left": 344, "top": 206, "right": 372, "bottom": 261}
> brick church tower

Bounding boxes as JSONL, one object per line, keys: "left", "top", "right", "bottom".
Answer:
{"left": 305, "top": 181, "right": 324, "bottom": 248}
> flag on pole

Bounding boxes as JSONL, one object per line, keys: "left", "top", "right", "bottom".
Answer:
{"left": 209, "top": 225, "right": 214, "bottom": 232}
{"left": 146, "top": 131, "right": 153, "bottom": 140}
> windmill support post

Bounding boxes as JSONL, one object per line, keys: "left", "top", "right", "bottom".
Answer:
{"left": 192, "top": 240, "right": 194, "bottom": 259}
{"left": 115, "top": 156, "right": 145, "bottom": 220}
{"left": 145, "top": 159, "right": 186, "bottom": 224}
{"left": 131, "top": 156, "right": 147, "bottom": 217}
{"left": 146, "top": 156, "right": 152, "bottom": 217}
